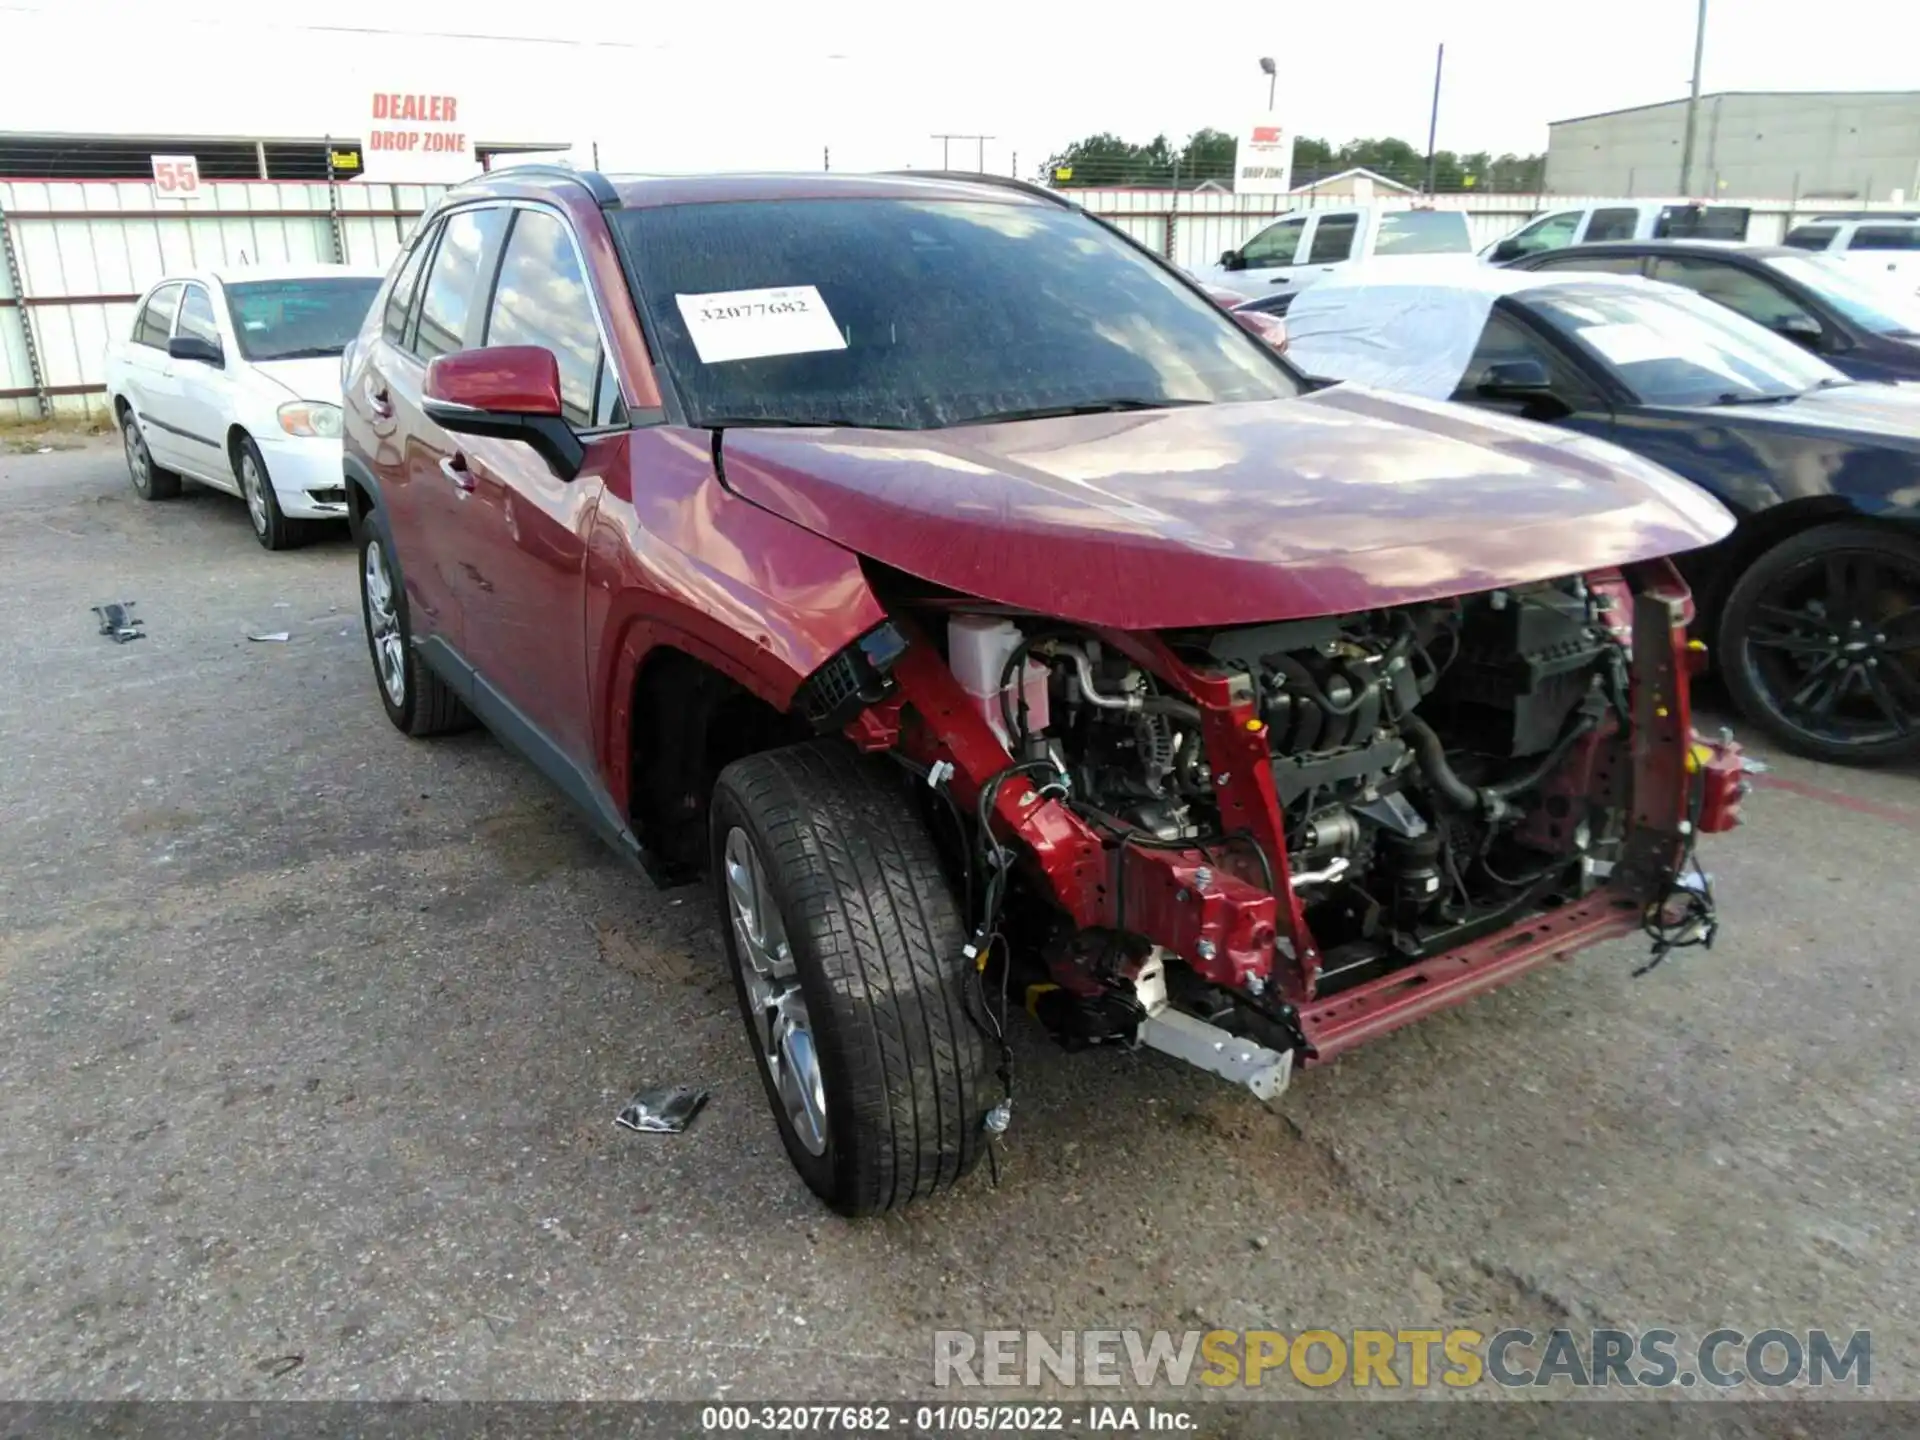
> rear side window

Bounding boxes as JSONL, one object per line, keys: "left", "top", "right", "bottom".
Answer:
{"left": 133, "top": 283, "right": 182, "bottom": 347}
{"left": 1782, "top": 225, "right": 1837, "bottom": 252}
{"left": 1534, "top": 252, "right": 1646, "bottom": 276}
{"left": 1374, "top": 210, "right": 1471, "bottom": 255}
{"left": 383, "top": 229, "right": 436, "bottom": 348}
{"left": 414, "top": 207, "right": 508, "bottom": 362}
{"left": 1307, "top": 215, "right": 1359, "bottom": 264}
{"left": 1647, "top": 255, "right": 1819, "bottom": 332}
{"left": 483, "top": 207, "right": 614, "bottom": 427}
{"left": 1584, "top": 207, "right": 1640, "bottom": 242}
{"left": 1850, "top": 226, "right": 1920, "bottom": 252}
{"left": 1655, "top": 205, "right": 1749, "bottom": 240}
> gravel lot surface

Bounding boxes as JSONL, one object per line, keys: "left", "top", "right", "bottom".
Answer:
{"left": 1, "top": 440, "right": 1914, "bottom": 1406}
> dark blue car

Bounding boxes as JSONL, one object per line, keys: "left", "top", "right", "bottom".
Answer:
{"left": 1282, "top": 267, "right": 1920, "bottom": 765}
{"left": 1507, "top": 240, "right": 1920, "bottom": 384}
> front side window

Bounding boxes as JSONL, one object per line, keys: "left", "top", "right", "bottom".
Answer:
{"left": 133, "top": 283, "right": 182, "bottom": 347}
{"left": 383, "top": 230, "right": 436, "bottom": 348}
{"left": 225, "top": 277, "right": 384, "bottom": 361}
{"left": 1508, "top": 211, "right": 1581, "bottom": 255}
{"left": 617, "top": 197, "right": 1298, "bottom": 430}
{"left": 1646, "top": 256, "right": 1819, "bottom": 333}
{"left": 1240, "top": 216, "right": 1307, "bottom": 268}
{"left": 415, "top": 207, "right": 508, "bottom": 362}
{"left": 1306, "top": 215, "right": 1359, "bottom": 265}
{"left": 1374, "top": 210, "right": 1471, "bottom": 256}
{"left": 1782, "top": 225, "right": 1837, "bottom": 252}
{"left": 176, "top": 285, "right": 220, "bottom": 346}
{"left": 484, "top": 208, "right": 608, "bottom": 427}
{"left": 1527, "top": 283, "right": 1843, "bottom": 407}
{"left": 1849, "top": 225, "right": 1920, "bottom": 252}
{"left": 1583, "top": 208, "right": 1640, "bottom": 242}
{"left": 1451, "top": 309, "right": 1572, "bottom": 398}
{"left": 1766, "top": 254, "right": 1920, "bottom": 337}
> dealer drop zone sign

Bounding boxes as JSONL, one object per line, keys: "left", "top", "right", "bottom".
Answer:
{"left": 361, "top": 89, "right": 479, "bottom": 184}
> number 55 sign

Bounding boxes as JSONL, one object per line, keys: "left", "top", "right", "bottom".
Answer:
{"left": 151, "top": 155, "right": 205, "bottom": 201}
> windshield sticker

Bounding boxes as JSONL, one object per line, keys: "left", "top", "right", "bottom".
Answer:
{"left": 674, "top": 286, "right": 847, "bottom": 365}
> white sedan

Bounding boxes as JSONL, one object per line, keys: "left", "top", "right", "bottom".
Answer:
{"left": 105, "top": 263, "right": 385, "bottom": 549}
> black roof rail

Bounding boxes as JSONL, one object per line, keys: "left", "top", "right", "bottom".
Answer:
{"left": 883, "top": 169, "right": 1076, "bottom": 209}
{"left": 480, "top": 163, "right": 621, "bottom": 208}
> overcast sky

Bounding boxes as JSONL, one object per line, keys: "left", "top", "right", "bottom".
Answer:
{"left": 7, "top": 0, "right": 1919, "bottom": 174}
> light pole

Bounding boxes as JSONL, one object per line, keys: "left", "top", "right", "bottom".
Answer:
{"left": 1258, "top": 56, "right": 1276, "bottom": 111}
{"left": 1678, "top": 0, "right": 1708, "bottom": 194}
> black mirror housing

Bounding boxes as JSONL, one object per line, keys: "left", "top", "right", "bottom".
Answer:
{"left": 1220, "top": 249, "right": 1243, "bottom": 270}
{"left": 1491, "top": 239, "right": 1525, "bottom": 264}
{"left": 167, "top": 334, "right": 223, "bottom": 366}
{"left": 422, "top": 401, "right": 584, "bottom": 482}
{"left": 1476, "top": 359, "right": 1554, "bottom": 396}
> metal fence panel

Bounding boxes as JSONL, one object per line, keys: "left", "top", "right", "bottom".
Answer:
{"left": 1, "top": 177, "right": 444, "bottom": 420}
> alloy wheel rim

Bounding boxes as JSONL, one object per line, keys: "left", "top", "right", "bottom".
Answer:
{"left": 362, "top": 539, "right": 407, "bottom": 708}
{"left": 1742, "top": 545, "right": 1920, "bottom": 747}
{"left": 124, "top": 418, "right": 149, "bottom": 492}
{"left": 724, "top": 826, "right": 827, "bottom": 1157}
{"left": 241, "top": 453, "right": 268, "bottom": 533}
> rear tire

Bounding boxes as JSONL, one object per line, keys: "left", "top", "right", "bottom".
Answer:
{"left": 356, "top": 506, "right": 471, "bottom": 738}
{"left": 121, "top": 410, "right": 180, "bottom": 500}
{"left": 710, "top": 741, "right": 994, "bottom": 1216}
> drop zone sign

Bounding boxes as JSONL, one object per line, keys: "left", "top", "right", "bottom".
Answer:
{"left": 363, "top": 91, "right": 476, "bottom": 182}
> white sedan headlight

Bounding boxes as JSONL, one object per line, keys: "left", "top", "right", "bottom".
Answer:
{"left": 278, "top": 401, "right": 343, "bottom": 439}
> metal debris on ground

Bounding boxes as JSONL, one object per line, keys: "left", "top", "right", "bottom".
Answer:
{"left": 615, "top": 1084, "right": 709, "bottom": 1134}
{"left": 92, "top": 601, "right": 144, "bottom": 643}
{"left": 246, "top": 631, "right": 292, "bottom": 643}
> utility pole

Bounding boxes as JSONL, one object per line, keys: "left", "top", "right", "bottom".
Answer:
{"left": 1423, "top": 43, "right": 1445, "bottom": 195}
{"left": 823, "top": 145, "right": 830, "bottom": 172}
{"left": 931, "top": 134, "right": 994, "bottom": 172}
{"left": 1678, "top": 0, "right": 1707, "bottom": 194}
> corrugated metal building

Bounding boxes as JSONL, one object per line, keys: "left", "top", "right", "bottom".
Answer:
{"left": 1546, "top": 91, "right": 1920, "bottom": 202}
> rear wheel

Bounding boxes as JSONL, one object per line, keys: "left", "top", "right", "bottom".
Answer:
{"left": 710, "top": 742, "right": 994, "bottom": 1216}
{"left": 356, "top": 510, "right": 471, "bottom": 738}
{"left": 121, "top": 410, "right": 179, "bottom": 500}
{"left": 1719, "top": 521, "right": 1920, "bottom": 764}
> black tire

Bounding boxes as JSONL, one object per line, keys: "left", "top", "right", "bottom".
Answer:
{"left": 121, "top": 408, "right": 180, "bottom": 500}
{"left": 1718, "top": 520, "right": 1920, "bottom": 765}
{"left": 710, "top": 741, "right": 994, "bottom": 1216}
{"left": 356, "top": 504, "right": 471, "bottom": 738}
{"left": 235, "top": 435, "right": 309, "bottom": 551}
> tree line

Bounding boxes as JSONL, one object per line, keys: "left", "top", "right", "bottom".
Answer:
{"left": 1041, "top": 128, "right": 1546, "bottom": 193}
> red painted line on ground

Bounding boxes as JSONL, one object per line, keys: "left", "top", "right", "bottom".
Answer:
{"left": 1755, "top": 773, "right": 1920, "bottom": 831}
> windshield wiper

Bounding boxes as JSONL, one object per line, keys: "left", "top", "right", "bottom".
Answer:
{"left": 259, "top": 346, "right": 346, "bottom": 360}
{"left": 952, "top": 398, "right": 1208, "bottom": 427}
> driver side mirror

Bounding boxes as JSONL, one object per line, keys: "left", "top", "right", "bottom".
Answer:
{"left": 1490, "top": 238, "right": 1526, "bottom": 264}
{"left": 1476, "top": 358, "right": 1555, "bottom": 398}
{"left": 1219, "top": 248, "right": 1244, "bottom": 271}
{"left": 167, "top": 334, "right": 223, "bottom": 367}
{"left": 1772, "top": 314, "right": 1824, "bottom": 349}
{"left": 423, "top": 346, "right": 583, "bottom": 481}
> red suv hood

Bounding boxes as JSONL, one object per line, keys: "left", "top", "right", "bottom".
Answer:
{"left": 717, "top": 387, "right": 1734, "bottom": 629}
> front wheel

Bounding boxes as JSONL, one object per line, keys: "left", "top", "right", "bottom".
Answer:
{"left": 1719, "top": 521, "right": 1920, "bottom": 764}
{"left": 236, "top": 436, "right": 307, "bottom": 551}
{"left": 710, "top": 742, "right": 994, "bottom": 1216}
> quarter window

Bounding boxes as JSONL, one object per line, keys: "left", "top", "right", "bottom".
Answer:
{"left": 483, "top": 208, "right": 611, "bottom": 427}
{"left": 415, "top": 207, "right": 508, "bottom": 361}
{"left": 133, "top": 283, "right": 182, "bottom": 348}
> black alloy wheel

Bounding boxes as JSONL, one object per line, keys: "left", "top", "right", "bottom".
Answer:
{"left": 1720, "top": 522, "right": 1920, "bottom": 764}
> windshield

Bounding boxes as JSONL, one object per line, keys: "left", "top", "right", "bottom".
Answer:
{"left": 1374, "top": 211, "right": 1472, "bottom": 256}
{"left": 615, "top": 198, "right": 1297, "bottom": 429}
{"left": 1766, "top": 254, "right": 1920, "bottom": 338}
{"left": 1525, "top": 282, "right": 1844, "bottom": 406}
{"left": 224, "top": 277, "right": 383, "bottom": 361}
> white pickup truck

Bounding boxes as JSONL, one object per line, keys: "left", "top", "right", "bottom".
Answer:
{"left": 1781, "top": 214, "right": 1920, "bottom": 295}
{"left": 1484, "top": 200, "right": 1751, "bottom": 262}
{"left": 1191, "top": 205, "right": 1475, "bottom": 303}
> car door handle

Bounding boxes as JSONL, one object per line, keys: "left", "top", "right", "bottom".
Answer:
{"left": 439, "top": 452, "right": 476, "bottom": 494}
{"left": 365, "top": 378, "right": 393, "bottom": 419}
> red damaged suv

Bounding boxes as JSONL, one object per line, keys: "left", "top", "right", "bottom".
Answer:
{"left": 343, "top": 167, "right": 1747, "bottom": 1215}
